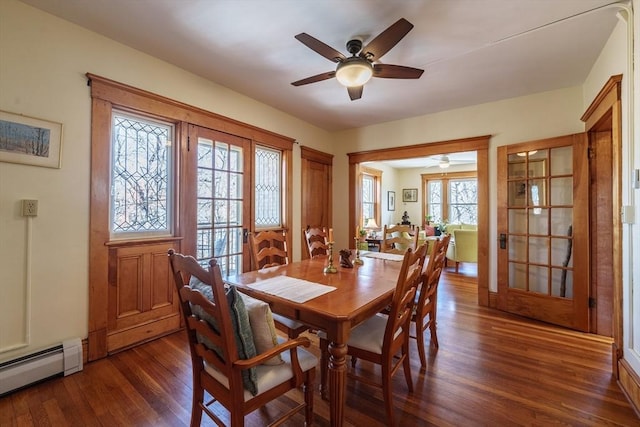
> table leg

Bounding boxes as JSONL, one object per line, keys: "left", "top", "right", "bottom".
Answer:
{"left": 328, "top": 341, "right": 348, "bottom": 427}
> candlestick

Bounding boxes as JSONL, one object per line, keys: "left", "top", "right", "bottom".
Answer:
{"left": 323, "top": 241, "right": 337, "bottom": 273}
{"left": 353, "top": 237, "right": 363, "bottom": 265}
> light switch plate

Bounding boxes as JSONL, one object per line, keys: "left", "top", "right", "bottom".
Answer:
{"left": 621, "top": 205, "right": 635, "bottom": 224}
{"left": 22, "top": 199, "right": 38, "bottom": 217}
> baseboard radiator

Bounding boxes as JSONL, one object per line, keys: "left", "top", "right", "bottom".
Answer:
{"left": 0, "top": 337, "right": 82, "bottom": 396}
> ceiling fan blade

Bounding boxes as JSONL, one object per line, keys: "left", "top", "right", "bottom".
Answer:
{"left": 295, "top": 33, "right": 346, "bottom": 63}
{"left": 361, "top": 18, "right": 414, "bottom": 61}
{"left": 291, "top": 71, "right": 336, "bottom": 86}
{"left": 373, "top": 64, "right": 424, "bottom": 79}
{"left": 348, "top": 86, "right": 363, "bottom": 101}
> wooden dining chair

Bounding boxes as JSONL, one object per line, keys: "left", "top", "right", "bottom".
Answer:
{"left": 381, "top": 224, "right": 420, "bottom": 254}
{"left": 168, "top": 249, "right": 316, "bottom": 427}
{"left": 249, "top": 230, "right": 289, "bottom": 270}
{"left": 303, "top": 226, "right": 328, "bottom": 258}
{"left": 249, "top": 230, "right": 309, "bottom": 339}
{"left": 319, "top": 243, "right": 428, "bottom": 427}
{"left": 412, "top": 234, "right": 451, "bottom": 368}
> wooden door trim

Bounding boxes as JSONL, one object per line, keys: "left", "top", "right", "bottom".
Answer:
{"left": 580, "top": 75, "right": 623, "bottom": 364}
{"left": 347, "top": 135, "right": 490, "bottom": 306}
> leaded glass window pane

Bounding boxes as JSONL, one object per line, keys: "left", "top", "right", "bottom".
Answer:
{"left": 110, "top": 113, "right": 172, "bottom": 236}
{"left": 255, "top": 146, "right": 282, "bottom": 227}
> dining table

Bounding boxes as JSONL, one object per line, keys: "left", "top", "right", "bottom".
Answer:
{"left": 226, "top": 251, "right": 407, "bottom": 427}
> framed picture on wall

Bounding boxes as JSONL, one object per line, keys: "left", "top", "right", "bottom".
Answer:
{"left": 0, "top": 110, "right": 63, "bottom": 168}
{"left": 388, "top": 191, "right": 395, "bottom": 211}
{"left": 402, "top": 188, "right": 418, "bottom": 202}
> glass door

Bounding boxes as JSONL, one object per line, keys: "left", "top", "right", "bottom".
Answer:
{"left": 497, "top": 133, "right": 589, "bottom": 331}
{"left": 194, "top": 127, "right": 251, "bottom": 277}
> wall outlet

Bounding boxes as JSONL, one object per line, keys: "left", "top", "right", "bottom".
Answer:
{"left": 22, "top": 199, "right": 38, "bottom": 217}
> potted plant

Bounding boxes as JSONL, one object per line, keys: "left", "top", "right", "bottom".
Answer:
{"left": 435, "top": 219, "right": 448, "bottom": 236}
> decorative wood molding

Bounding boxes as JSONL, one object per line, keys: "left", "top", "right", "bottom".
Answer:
{"left": 347, "top": 135, "right": 491, "bottom": 164}
{"left": 581, "top": 74, "right": 622, "bottom": 128}
{"left": 300, "top": 145, "right": 334, "bottom": 164}
{"left": 619, "top": 358, "right": 640, "bottom": 416}
{"left": 86, "top": 73, "right": 295, "bottom": 148}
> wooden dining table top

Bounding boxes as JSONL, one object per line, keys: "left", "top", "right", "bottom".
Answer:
{"left": 226, "top": 254, "right": 403, "bottom": 340}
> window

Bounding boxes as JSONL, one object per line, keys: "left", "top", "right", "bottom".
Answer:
{"left": 423, "top": 172, "right": 477, "bottom": 225}
{"left": 255, "top": 146, "right": 282, "bottom": 227}
{"left": 359, "top": 167, "right": 382, "bottom": 228}
{"left": 449, "top": 179, "right": 478, "bottom": 224}
{"left": 110, "top": 112, "right": 173, "bottom": 237}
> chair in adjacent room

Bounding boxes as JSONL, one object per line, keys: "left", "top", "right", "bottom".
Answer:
{"left": 445, "top": 228, "right": 477, "bottom": 272}
{"left": 303, "top": 226, "right": 328, "bottom": 258}
{"left": 168, "top": 250, "right": 316, "bottom": 427}
{"left": 381, "top": 224, "right": 420, "bottom": 254}
{"left": 412, "top": 234, "right": 450, "bottom": 367}
{"left": 249, "top": 230, "right": 309, "bottom": 339}
{"left": 319, "top": 243, "right": 428, "bottom": 427}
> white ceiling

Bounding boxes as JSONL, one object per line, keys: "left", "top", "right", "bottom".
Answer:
{"left": 20, "top": 0, "right": 622, "bottom": 131}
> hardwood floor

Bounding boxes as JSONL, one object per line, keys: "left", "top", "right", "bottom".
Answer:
{"left": 2, "top": 265, "right": 638, "bottom": 426}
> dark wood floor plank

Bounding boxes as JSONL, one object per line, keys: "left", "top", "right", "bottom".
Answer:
{"left": 1, "top": 266, "right": 638, "bottom": 426}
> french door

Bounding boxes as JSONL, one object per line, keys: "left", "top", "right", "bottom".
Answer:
{"left": 497, "top": 133, "right": 589, "bottom": 331}
{"left": 189, "top": 126, "right": 252, "bottom": 276}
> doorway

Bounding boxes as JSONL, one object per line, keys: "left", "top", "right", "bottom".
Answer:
{"left": 348, "top": 135, "right": 490, "bottom": 305}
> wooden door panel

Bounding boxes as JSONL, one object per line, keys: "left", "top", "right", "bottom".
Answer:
{"left": 150, "top": 249, "right": 174, "bottom": 310}
{"left": 107, "top": 240, "right": 181, "bottom": 352}
{"left": 497, "top": 133, "right": 589, "bottom": 331}
{"left": 301, "top": 146, "right": 333, "bottom": 259}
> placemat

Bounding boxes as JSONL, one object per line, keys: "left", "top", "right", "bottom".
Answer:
{"left": 248, "top": 276, "right": 336, "bottom": 303}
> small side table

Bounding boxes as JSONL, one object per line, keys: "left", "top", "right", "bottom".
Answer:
{"left": 365, "top": 238, "right": 382, "bottom": 252}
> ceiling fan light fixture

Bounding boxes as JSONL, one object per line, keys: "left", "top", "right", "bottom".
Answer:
{"left": 335, "top": 58, "right": 373, "bottom": 87}
{"left": 439, "top": 155, "right": 450, "bottom": 169}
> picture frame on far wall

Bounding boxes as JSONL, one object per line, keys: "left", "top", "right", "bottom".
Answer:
{"left": 402, "top": 188, "right": 418, "bottom": 202}
{"left": 387, "top": 191, "right": 395, "bottom": 211}
{"left": 0, "top": 110, "right": 63, "bottom": 169}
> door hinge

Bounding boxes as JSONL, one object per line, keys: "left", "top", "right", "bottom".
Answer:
{"left": 589, "top": 297, "right": 596, "bottom": 308}
{"left": 187, "top": 135, "right": 190, "bottom": 151}
{"left": 587, "top": 147, "right": 595, "bottom": 159}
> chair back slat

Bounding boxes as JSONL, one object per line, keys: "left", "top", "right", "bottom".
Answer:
{"left": 250, "top": 230, "right": 289, "bottom": 269}
{"left": 381, "top": 224, "right": 420, "bottom": 254}
{"left": 304, "top": 226, "right": 328, "bottom": 258}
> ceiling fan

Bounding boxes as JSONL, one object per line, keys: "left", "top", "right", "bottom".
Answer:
{"left": 427, "top": 153, "right": 478, "bottom": 169}
{"left": 291, "top": 18, "right": 424, "bottom": 101}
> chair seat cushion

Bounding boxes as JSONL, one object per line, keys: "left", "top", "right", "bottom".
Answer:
{"left": 203, "top": 337, "right": 317, "bottom": 401}
{"left": 318, "top": 313, "right": 399, "bottom": 355}
{"left": 189, "top": 277, "right": 259, "bottom": 395}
